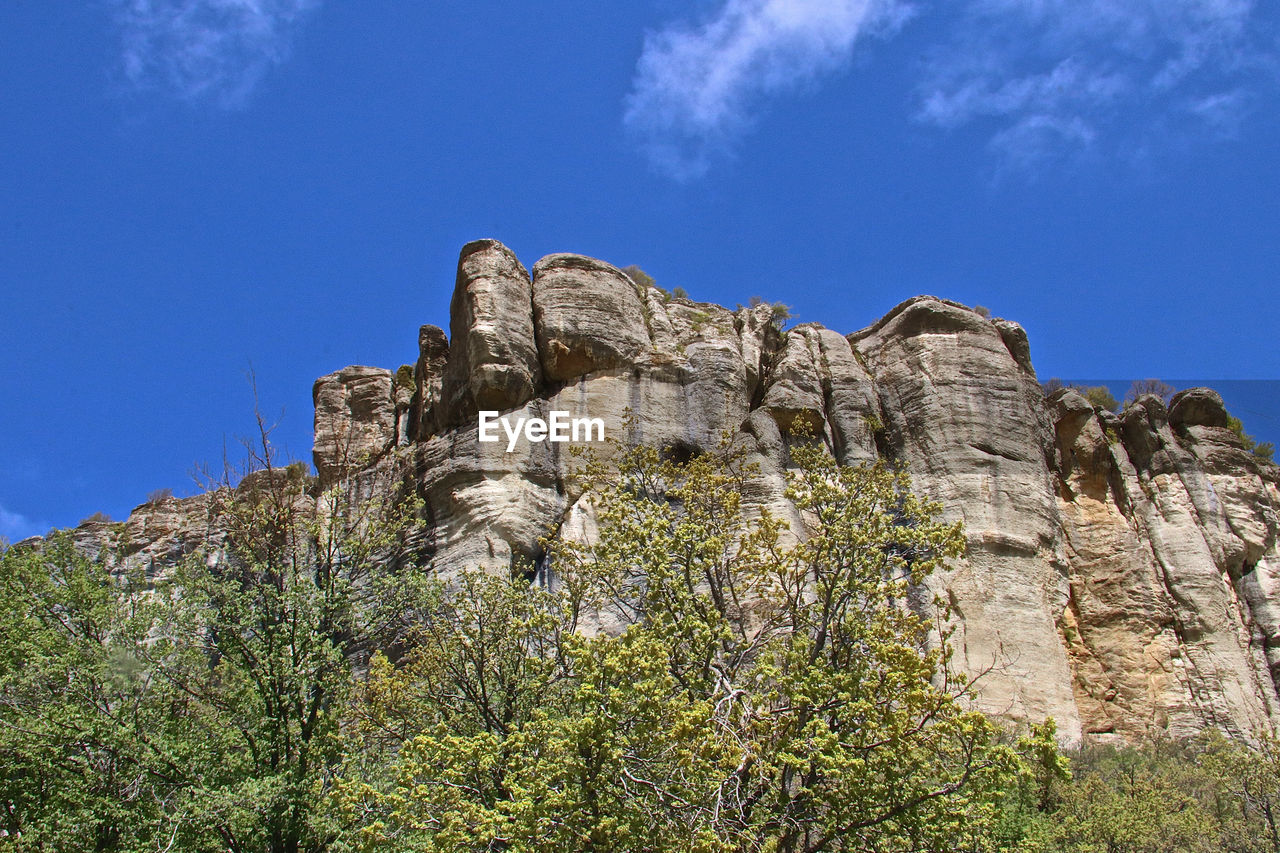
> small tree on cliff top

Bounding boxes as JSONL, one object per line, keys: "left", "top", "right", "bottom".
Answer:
{"left": 340, "top": 436, "right": 1033, "bottom": 852}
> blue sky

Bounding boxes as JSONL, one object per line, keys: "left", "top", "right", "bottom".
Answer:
{"left": 3, "top": 0, "right": 1279, "bottom": 540}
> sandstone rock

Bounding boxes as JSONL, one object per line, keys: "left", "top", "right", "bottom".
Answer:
{"left": 532, "top": 253, "right": 651, "bottom": 381}
{"left": 993, "top": 318, "right": 1035, "bottom": 377}
{"left": 761, "top": 325, "right": 828, "bottom": 435}
{"left": 313, "top": 366, "right": 396, "bottom": 483}
{"left": 443, "top": 240, "right": 541, "bottom": 418}
{"left": 414, "top": 324, "right": 449, "bottom": 439}
{"left": 814, "top": 327, "right": 880, "bottom": 465}
{"left": 1169, "top": 387, "right": 1230, "bottom": 429}
{"left": 94, "top": 244, "right": 1280, "bottom": 747}
{"left": 852, "top": 296, "right": 1082, "bottom": 743}
{"left": 1054, "top": 390, "right": 1280, "bottom": 740}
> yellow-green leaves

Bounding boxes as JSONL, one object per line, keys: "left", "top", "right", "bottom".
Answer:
{"left": 344, "top": 439, "right": 1029, "bottom": 852}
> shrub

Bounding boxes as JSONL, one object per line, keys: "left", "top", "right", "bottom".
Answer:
{"left": 1039, "top": 380, "right": 1118, "bottom": 411}
{"left": 1078, "top": 385, "right": 1119, "bottom": 412}
{"left": 1124, "top": 378, "right": 1176, "bottom": 406}
{"left": 1041, "top": 377, "right": 1066, "bottom": 395}
{"left": 144, "top": 487, "right": 173, "bottom": 506}
{"left": 621, "top": 264, "right": 656, "bottom": 291}
{"left": 1227, "top": 414, "right": 1275, "bottom": 463}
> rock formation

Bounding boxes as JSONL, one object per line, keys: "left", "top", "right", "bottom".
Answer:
{"left": 71, "top": 241, "right": 1280, "bottom": 746}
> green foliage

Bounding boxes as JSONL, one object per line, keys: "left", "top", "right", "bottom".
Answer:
{"left": 1079, "top": 386, "right": 1119, "bottom": 412}
{"left": 621, "top": 264, "right": 656, "bottom": 293}
{"left": 672, "top": 286, "right": 689, "bottom": 300}
{"left": 395, "top": 364, "right": 415, "bottom": 393}
{"left": 1227, "top": 415, "right": 1276, "bottom": 463}
{"left": 1039, "top": 380, "right": 1119, "bottom": 413}
{"left": 746, "top": 295, "right": 793, "bottom": 330}
{"left": 0, "top": 430, "right": 425, "bottom": 851}
{"left": 338, "top": 437, "right": 1037, "bottom": 851}
{"left": 1026, "top": 733, "right": 1280, "bottom": 853}
{"left": 0, "top": 533, "right": 160, "bottom": 849}
{"left": 9, "top": 422, "right": 1279, "bottom": 851}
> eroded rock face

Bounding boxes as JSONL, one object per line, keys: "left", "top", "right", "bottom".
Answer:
{"left": 313, "top": 366, "right": 397, "bottom": 483}
{"left": 1053, "top": 388, "right": 1280, "bottom": 741}
{"left": 444, "top": 240, "right": 541, "bottom": 419}
{"left": 531, "top": 254, "right": 651, "bottom": 381}
{"left": 851, "top": 298, "right": 1082, "bottom": 743}
{"left": 81, "top": 241, "right": 1280, "bottom": 746}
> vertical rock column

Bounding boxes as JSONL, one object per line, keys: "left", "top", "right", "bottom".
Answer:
{"left": 442, "top": 239, "right": 542, "bottom": 422}
{"left": 851, "top": 297, "right": 1083, "bottom": 743}
{"left": 312, "top": 366, "right": 397, "bottom": 484}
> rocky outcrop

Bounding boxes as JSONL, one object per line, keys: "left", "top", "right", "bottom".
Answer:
{"left": 850, "top": 297, "right": 1082, "bottom": 741}
{"left": 313, "top": 365, "right": 397, "bottom": 483}
{"left": 71, "top": 241, "right": 1280, "bottom": 746}
{"left": 444, "top": 240, "right": 541, "bottom": 418}
{"left": 531, "top": 254, "right": 651, "bottom": 381}
{"left": 1054, "top": 387, "right": 1280, "bottom": 740}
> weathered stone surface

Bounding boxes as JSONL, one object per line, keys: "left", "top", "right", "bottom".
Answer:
{"left": 313, "top": 366, "right": 396, "bottom": 483}
{"left": 852, "top": 296, "right": 1083, "bottom": 744}
{"left": 532, "top": 254, "right": 651, "bottom": 381}
{"left": 1169, "top": 387, "right": 1230, "bottom": 429}
{"left": 1052, "top": 388, "right": 1280, "bottom": 740}
{"left": 443, "top": 240, "right": 541, "bottom": 419}
{"left": 761, "top": 324, "right": 828, "bottom": 434}
{"left": 413, "top": 324, "right": 449, "bottom": 440}
{"left": 84, "top": 243, "right": 1280, "bottom": 747}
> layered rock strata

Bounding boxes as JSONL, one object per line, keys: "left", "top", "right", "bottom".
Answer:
{"left": 77, "top": 241, "right": 1280, "bottom": 746}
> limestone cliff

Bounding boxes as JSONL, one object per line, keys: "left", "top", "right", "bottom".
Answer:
{"left": 94, "top": 240, "right": 1280, "bottom": 745}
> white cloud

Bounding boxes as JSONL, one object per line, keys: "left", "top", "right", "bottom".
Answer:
{"left": 0, "top": 503, "right": 48, "bottom": 545}
{"left": 624, "top": 0, "right": 910, "bottom": 179}
{"left": 110, "top": 0, "right": 319, "bottom": 105}
{"left": 626, "top": 0, "right": 1276, "bottom": 176}
{"left": 917, "top": 0, "right": 1275, "bottom": 167}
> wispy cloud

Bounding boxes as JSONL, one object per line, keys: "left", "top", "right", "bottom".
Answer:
{"left": 916, "top": 0, "right": 1276, "bottom": 168}
{"left": 0, "top": 502, "right": 48, "bottom": 545}
{"left": 110, "top": 0, "right": 319, "bottom": 106}
{"left": 624, "top": 0, "right": 910, "bottom": 179}
{"left": 627, "top": 0, "right": 1277, "bottom": 177}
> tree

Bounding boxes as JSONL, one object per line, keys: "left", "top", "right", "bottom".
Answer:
{"left": 0, "top": 532, "right": 161, "bottom": 850}
{"left": 1070, "top": 385, "right": 1119, "bottom": 412}
{"left": 134, "top": 426, "right": 423, "bottom": 852}
{"left": 621, "top": 265, "right": 656, "bottom": 292}
{"left": 1040, "top": 378, "right": 1066, "bottom": 396}
{"left": 1039, "top": 380, "right": 1118, "bottom": 412}
{"left": 341, "top": 437, "right": 1034, "bottom": 851}
{"left": 1124, "top": 379, "right": 1176, "bottom": 407}
{"left": 1032, "top": 733, "right": 1280, "bottom": 853}
{"left": 1227, "top": 414, "right": 1276, "bottom": 464}
{"left": 0, "top": 419, "right": 426, "bottom": 852}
